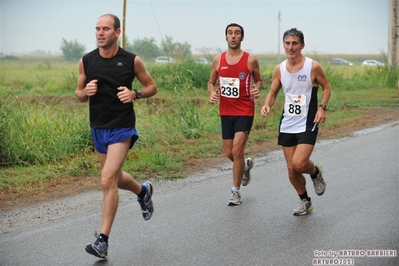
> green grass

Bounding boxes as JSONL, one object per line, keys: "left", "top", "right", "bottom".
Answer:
{"left": 0, "top": 55, "right": 398, "bottom": 197}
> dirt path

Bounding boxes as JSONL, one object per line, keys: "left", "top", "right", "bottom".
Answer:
{"left": 1, "top": 108, "right": 398, "bottom": 212}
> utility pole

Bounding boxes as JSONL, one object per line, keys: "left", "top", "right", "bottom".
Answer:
{"left": 388, "top": 0, "right": 398, "bottom": 65}
{"left": 277, "top": 11, "right": 281, "bottom": 62}
{"left": 121, "top": 0, "right": 127, "bottom": 49}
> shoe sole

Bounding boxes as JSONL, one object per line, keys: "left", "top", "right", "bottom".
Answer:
{"left": 313, "top": 179, "right": 327, "bottom": 196}
{"left": 316, "top": 183, "right": 326, "bottom": 196}
{"left": 313, "top": 164, "right": 326, "bottom": 196}
{"left": 144, "top": 181, "right": 154, "bottom": 220}
{"left": 85, "top": 245, "right": 107, "bottom": 259}
{"left": 242, "top": 158, "right": 254, "bottom": 186}
{"left": 228, "top": 200, "right": 242, "bottom": 206}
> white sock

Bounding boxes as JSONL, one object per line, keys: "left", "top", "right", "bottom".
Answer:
{"left": 232, "top": 186, "right": 240, "bottom": 192}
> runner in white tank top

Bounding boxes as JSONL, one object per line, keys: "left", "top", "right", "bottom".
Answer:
{"left": 260, "top": 28, "right": 331, "bottom": 216}
{"left": 280, "top": 57, "right": 315, "bottom": 133}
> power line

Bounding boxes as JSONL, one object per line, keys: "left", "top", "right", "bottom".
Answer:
{"left": 149, "top": 0, "right": 164, "bottom": 43}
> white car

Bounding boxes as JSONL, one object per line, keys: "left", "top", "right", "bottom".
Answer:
{"left": 155, "top": 56, "right": 175, "bottom": 64}
{"left": 328, "top": 58, "right": 353, "bottom": 66}
{"left": 361, "top": 60, "right": 384, "bottom": 67}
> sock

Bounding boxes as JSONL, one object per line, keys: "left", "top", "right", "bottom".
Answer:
{"left": 299, "top": 191, "right": 311, "bottom": 202}
{"left": 137, "top": 185, "right": 147, "bottom": 199}
{"left": 232, "top": 186, "right": 240, "bottom": 192}
{"left": 310, "top": 166, "right": 319, "bottom": 179}
{"left": 100, "top": 233, "right": 109, "bottom": 244}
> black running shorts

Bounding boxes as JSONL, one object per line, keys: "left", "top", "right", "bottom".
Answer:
{"left": 221, "top": 116, "right": 254, "bottom": 140}
{"left": 278, "top": 129, "right": 318, "bottom": 147}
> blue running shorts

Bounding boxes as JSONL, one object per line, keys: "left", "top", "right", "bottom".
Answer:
{"left": 91, "top": 127, "right": 139, "bottom": 154}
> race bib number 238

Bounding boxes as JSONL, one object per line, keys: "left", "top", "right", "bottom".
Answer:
{"left": 219, "top": 77, "right": 240, "bottom": 98}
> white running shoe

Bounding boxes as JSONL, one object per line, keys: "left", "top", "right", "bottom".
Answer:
{"left": 228, "top": 190, "right": 242, "bottom": 206}
{"left": 293, "top": 199, "right": 313, "bottom": 216}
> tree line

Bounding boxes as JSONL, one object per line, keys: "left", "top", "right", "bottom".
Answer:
{"left": 60, "top": 35, "right": 198, "bottom": 61}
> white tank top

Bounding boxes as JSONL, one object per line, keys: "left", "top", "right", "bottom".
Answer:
{"left": 279, "top": 57, "right": 317, "bottom": 133}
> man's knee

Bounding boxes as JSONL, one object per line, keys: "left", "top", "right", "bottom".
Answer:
{"left": 292, "top": 160, "right": 309, "bottom": 173}
{"left": 101, "top": 173, "right": 118, "bottom": 190}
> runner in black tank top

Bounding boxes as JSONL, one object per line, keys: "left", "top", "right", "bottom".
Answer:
{"left": 75, "top": 14, "right": 158, "bottom": 260}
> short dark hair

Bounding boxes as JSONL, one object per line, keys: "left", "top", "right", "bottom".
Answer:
{"left": 225, "top": 23, "right": 244, "bottom": 37}
{"left": 100, "top": 14, "right": 121, "bottom": 30}
{"left": 283, "top": 28, "right": 304, "bottom": 44}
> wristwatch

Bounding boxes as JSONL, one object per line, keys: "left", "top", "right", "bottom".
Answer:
{"left": 134, "top": 89, "right": 142, "bottom": 99}
{"left": 319, "top": 104, "right": 327, "bottom": 110}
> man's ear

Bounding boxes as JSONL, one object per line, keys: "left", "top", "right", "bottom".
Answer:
{"left": 115, "top": 28, "right": 121, "bottom": 37}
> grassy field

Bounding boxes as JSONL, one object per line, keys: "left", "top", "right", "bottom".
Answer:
{"left": 0, "top": 54, "right": 398, "bottom": 199}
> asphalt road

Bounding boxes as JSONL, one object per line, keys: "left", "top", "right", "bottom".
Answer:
{"left": 1, "top": 122, "right": 398, "bottom": 266}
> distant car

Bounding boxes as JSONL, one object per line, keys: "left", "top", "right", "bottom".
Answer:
{"left": 361, "top": 60, "right": 384, "bottom": 67}
{"left": 328, "top": 58, "right": 353, "bottom": 66}
{"left": 194, "top": 58, "right": 209, "bottom": 65}
{"left": 155, "top": 56, "right": 174, "bottom": 64}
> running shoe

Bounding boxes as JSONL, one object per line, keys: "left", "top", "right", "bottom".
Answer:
{"left": 228, "top": 190, "right": 242, "bottom": 206}
{"left": 85, "top": 232, "right": 108, "bottom": 259}
{"left": 242, "top": 157, "right": 254, "bottom": 186}
{"left": 293, "top": 198, "right": 313, "bottom": 216}
{"left": 137, "top": 181, "right": 154, "bottom": 220}
{"left": 312, "top": 164, "right": 326, "bottom": 196}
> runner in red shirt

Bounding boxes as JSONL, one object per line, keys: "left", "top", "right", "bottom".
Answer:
{"left": 208, "top": 23, "right": 263, "bottom": 206}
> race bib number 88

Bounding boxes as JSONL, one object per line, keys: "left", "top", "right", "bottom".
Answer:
{"left": 284, "top": 93, "right": 307, "bottom": 116}
{"left": 219, "top": 77, "right": 240, "bottom": 98}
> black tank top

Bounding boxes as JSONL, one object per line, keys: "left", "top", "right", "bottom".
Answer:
{"left": 83, "top": 47, "right": 136, "bottom": 128}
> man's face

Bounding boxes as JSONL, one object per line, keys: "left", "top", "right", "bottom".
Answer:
{"left": 283, "top": 35, "right": 304, "bottom": 59}
{"left": 226, "top": 26, "right": 243, "bottom": 49}
{"left": 95, "top": 16, "right": 120, "bottom": 48}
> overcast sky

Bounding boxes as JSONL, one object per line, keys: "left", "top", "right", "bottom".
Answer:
{"left": 0, "top": 0, "right": 388, "bottom": 55}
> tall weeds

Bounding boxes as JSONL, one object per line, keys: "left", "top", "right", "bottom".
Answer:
{"left": 0, "top": 56, "right": 397, "bottom": 181}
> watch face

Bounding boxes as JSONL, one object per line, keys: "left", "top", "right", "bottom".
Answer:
{"left": 135, "top": 90, "right": 141, "bottom": 99}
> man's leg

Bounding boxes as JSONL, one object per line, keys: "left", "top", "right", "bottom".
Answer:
{"left": 283, "top": 144, "right": 316, "bottom": 215}
{"left": 85, "top": 139, "right": 131, "bottom": 259}
{"left": 231, "top": 132, "right": 249, "bottom": 187}
{"left": 222, "top": 132, "right": 248, "bottom": 187}
{"left": 283, "top": 146, "right": 304, "bottom": 195}
{"left": 291, "top": 143, "right": 316, "bottom": 175}
{"left": 97, "top": 139, "right": 131, "bottom": 237}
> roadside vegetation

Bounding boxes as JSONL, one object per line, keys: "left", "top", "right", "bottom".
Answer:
{"left": 0, "top": 54, "right": 398, "bottom": 199}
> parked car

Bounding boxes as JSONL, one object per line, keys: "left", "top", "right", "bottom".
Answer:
{"left": 194, "top": 58, "right": 210, "bottom": 65}
{"left": 155, "top": 56, "right": 174, "bottom": 64}
{"left": 361, "top": 60, "right": 384, "bottom": 67}
{"left": 328, "top": 58, "right": 353, "bottom": 66}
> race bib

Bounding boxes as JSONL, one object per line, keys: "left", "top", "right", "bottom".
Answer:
{"left": 284, "top": 93, "right": 307, "bottom": 116}
{"left": 219, "top": 77, "right": 240, "bottom": 98}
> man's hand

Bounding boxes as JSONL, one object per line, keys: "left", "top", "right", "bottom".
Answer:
{"left": 313, "top": 108, "right": 326, "bottom": 124}
{"left": 250, "top": 85, "right": 260, "bottom": 99}
{"left": 260, "top": 105, "right": 271, "bottom": 118}
{"left": 85, "top": 79, "right": 98, "bottom": 97}
{"left": 209, "top": 89, "right": 220, "bottom": 103}
{"left": 117, "top": 86, "right": 133, "bottom": 103}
